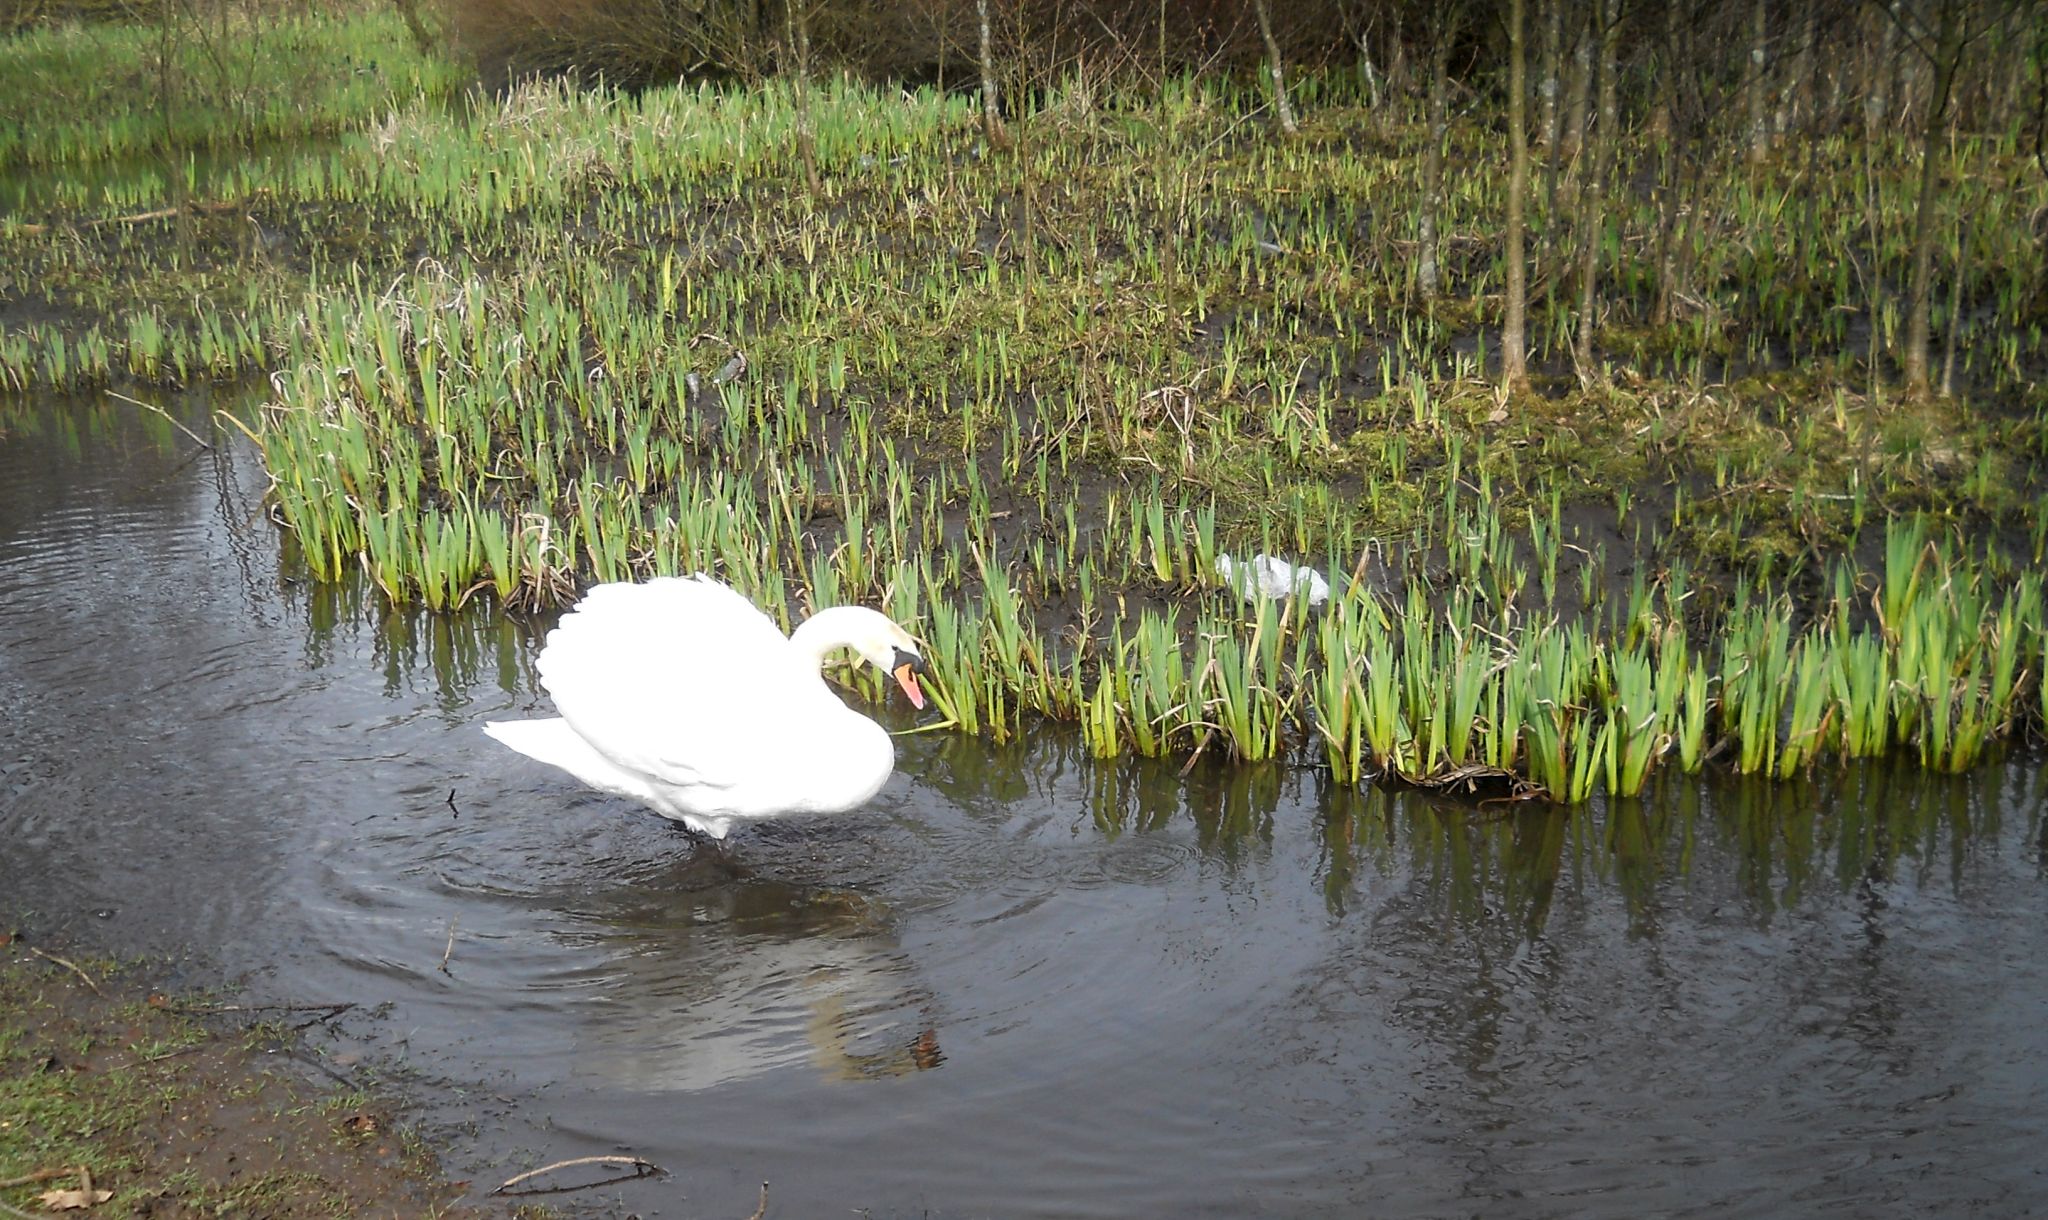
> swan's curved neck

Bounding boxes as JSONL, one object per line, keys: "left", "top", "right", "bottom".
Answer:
{"left": 788, "top": 606, "right": 875, "bottom": 672}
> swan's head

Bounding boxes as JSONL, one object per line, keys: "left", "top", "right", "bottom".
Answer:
{"left": 791, "top": 606, "right": 928, "bottom": 710}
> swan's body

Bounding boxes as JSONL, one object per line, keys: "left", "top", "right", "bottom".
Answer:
{"left": 1216, "top": 552, "right": 1331, "bottom": 608}
{"left": 485, "top": 576, "right": 925, "bottom": 839}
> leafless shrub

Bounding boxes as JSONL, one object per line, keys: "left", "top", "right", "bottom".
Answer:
{"left": 435, "top": 0, "right": 1354, "bottom": 94}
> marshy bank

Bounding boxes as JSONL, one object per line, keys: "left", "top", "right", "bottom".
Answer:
{"left": 0, "top": 937, "right": 497, "bottom": 1218}
{"left": 8, "top": 0, "right": 2046, "bottom": 802}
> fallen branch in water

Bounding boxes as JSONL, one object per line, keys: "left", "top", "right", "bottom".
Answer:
{"left": 489, "top": 1155, "right": 664, "bottom": 1196}
{"left": 109, "top": 390, "right": 212, "bottom": 451}
{"left": 438, "top": 917, "right": 458, "bottom": 975}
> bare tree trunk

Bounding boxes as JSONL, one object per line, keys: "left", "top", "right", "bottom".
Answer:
{"left": 1157, "top": 0, "right": 1177, "bottom": 323}
{"left": 1746, "top": 0, "right": 1770, "bottom": 161}
{"left": 1543, "top": 4, "right": 1572, "bottom": 224}
{"left": 1866, "top": 2, "right": 1897, "bottom": 134}
{"left": 1793, "top": 127, "right": 1822, "bottom": 332}
{"left": 1504, "top": 0, "right": 1530, "bottom": 393}
{"left": 1827, "top": 29, "right": 1846, "bottom": 128}
{"left": 1860, "top": 133, "right": 1886, "bottom": 399}
{"left": 1158, "top": 0, "right": 1168, "bottom": 89}
{"left": 976, "top": 0, "right": 1010, "bottom": 150}
{"left": 1573, "top": 0, "right": 1620, "bottom": 386}
{"left": 1996, "top": 11, "right": 2035, "bottom": 128}
{"left": 1550, "top": 4, "right": 1589, "bottom": 277}
{"left": 1778, "top": 0, "right": 1815, "bottom": 136}
{"left": 1252, "top": 0, "right": 1299, "bottom": 134}
{"left": 787, "top": 0, "right": 819, "bottom": 197}
{"left": 1651, "top": 0, "right": 1687, "bottom": 327}
{"left": 1565, "top": 14, "right": 1591, "bottom": 159}
{"left": 743, "top": 0, "right": 763, "bottom": 76}
{"left": 1420, "top": 3, "right": 1458, "bottom": 299}
{"left": 1010, "top": 3, "right": 1034, "bottom": 292}
{"left": 1903, "top": 0, "right": 1966, "bottom": 396}
{"left": 157, "top": 3, "right": 193, "bottom": 254}
{"left": 1941, "top": 216, "right": 1970, "bottom": 396}
{"left": 392, "top": 0, "right": 433, "bottom": 56}
{"left": 1353, "top": 8, "right": 1381, "bottom": 112}
{"left": 1540, "top": 0, "right": 1561, "bottom": 150}
{"left": 1891, "top": 4, "right": 1916, "bottom": 125}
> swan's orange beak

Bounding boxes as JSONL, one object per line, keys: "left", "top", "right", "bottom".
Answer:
{"left": 892, "top": 661, "right": 926, "bottom": 710}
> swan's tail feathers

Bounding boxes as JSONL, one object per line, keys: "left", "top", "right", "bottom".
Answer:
{"left": 485, "top": 718, "right": 655, "bottom": 802}
{"left": 484, "top": 717, "right": 735, "bottom": 839}
{"left": 484, "top": 717, "right": 576, "bottom": 767}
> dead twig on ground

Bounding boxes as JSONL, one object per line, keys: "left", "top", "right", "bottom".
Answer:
{"left": 0, "top": 1168, "right": 79, "bottom": 1189}
{"left": 131, "top": 1000, "right": 356, "bottom": 1051}
{"left": 489, "top": 1155, "right": 664, "bottom": 1196}
{"left": 52, "top": 200, "right": 244, "bottom": 230}
{"left": 0, "top": 1166, "right": 108, "bottom": 1215}
{"left": 26, "top": 946, "right": 103, "bottom": 996}
{"left": 134, "top": 1042, "right": 212, "bottom": 1065}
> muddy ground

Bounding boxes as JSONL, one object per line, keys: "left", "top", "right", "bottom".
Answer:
{"left": 0, "top": 933, "right": 521, "bottom": 1219}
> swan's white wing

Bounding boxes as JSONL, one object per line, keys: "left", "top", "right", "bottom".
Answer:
{"left": 537, "top": 576, "right": 822, "bottom": 793}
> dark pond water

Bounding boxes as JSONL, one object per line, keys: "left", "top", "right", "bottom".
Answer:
{"left": 3, "top": 390, "right": 2046, "bottom": 1218}
{"left": 0, "top": 139, "right": 339, "bottom": 218}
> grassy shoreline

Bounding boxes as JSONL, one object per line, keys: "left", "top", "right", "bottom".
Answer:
{"left": 2, "top": 17, "right": 2045, "bottom": 799}
{"left": 0, "top": 10, "right": 461, "bottom": 171}
{"left": 0, "top": 936, "right": 491, "bottom": 1218}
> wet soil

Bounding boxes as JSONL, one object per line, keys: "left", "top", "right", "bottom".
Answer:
{"left": 0, "top": 938, "right": 493, "bottom": 1219}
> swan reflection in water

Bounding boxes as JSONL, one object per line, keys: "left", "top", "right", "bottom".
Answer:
{"left": 546, "top": 861, "right": 943, "bottom": 1093}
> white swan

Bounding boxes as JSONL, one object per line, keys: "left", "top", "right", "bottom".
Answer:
{"left": 1216, "top": 552, "right": 1331, "bottom": 607}
{"left": 484, "top": 575, "right": 926, "bottom": 839}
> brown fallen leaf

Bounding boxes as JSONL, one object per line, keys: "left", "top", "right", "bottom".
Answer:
{"left": 38, "top": 1187, "right": 113, "bottom": 1210}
